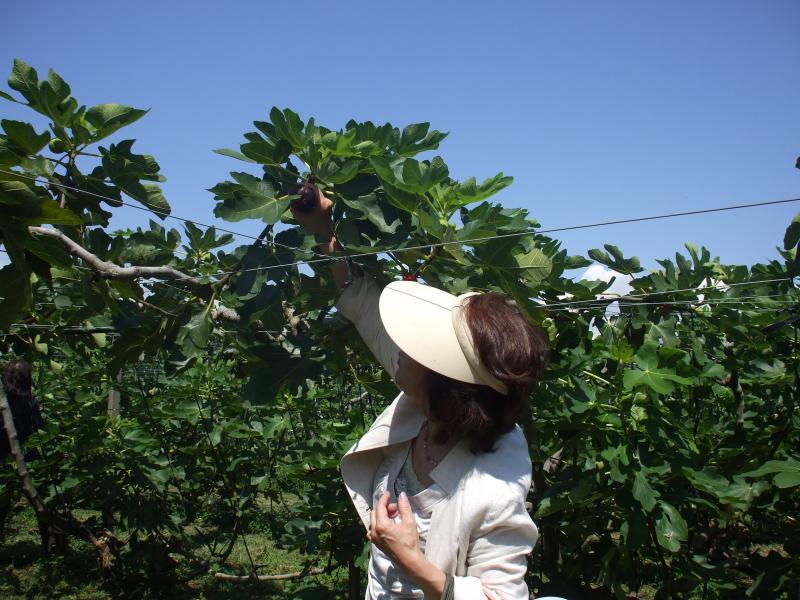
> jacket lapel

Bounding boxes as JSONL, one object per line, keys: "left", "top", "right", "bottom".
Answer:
{"left": 345, "top": 392, "right": 425, "bottom": 454}
{"left": 423, "top": 439, "right": 475, "bottom": 570}
{"left": 340, "top": 392, "right": 425, "bottom": 529}
{"left": 340, "top": 392, "right": 478, "bottom": 541}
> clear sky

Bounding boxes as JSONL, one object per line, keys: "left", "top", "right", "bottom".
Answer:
{"left": 2, "top": 0, "right": 798, "bottom": 270}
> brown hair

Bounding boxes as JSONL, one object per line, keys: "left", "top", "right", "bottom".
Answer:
{"left": 3, "top": 360, "right": 33, "bottom": 401}
{"left": 425, "top": 293, "right": 550, "bottom": 453}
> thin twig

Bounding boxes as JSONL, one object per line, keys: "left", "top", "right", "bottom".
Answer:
{"left": 214, "top": 564, "right": 340, "bottom": 582}
{"left": 134, "top": 297, "right": 177, "bottom": 317}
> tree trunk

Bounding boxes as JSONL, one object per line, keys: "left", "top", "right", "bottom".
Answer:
{"left": 348, "top": 558, "right": 362, "bottom": 600}
{"left": 0, "top": 387, "right": 49, "bottom": 518}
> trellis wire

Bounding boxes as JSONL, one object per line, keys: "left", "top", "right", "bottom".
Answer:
{"left": 543, "top": 293, "right": 798, "bottom": 313}
{"left": 2, "top": 241, "right": 795, "bottom": 323}
{"left": 2, "top": 245, "right": 794, "bottom": 309}
{"left": 542, "top": 277, "right": 794, "bottom": 308}
{"left": 2, "top": 167, "right": 799, "bottom": 280}
{"left": 207, "top": 188, "right": 800, "bottom": 276}
{"left": 0, "top": 169, "right": 324, "bottom": 259}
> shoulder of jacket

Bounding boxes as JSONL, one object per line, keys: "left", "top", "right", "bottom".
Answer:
{"left": 467, "top": 427, "right": 532, "bottom": 500}
{"left": 477, "top": 426, "right": 531, "bottom": 468}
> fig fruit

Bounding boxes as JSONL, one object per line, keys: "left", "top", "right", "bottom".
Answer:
{"left": 49, "top": 138, "right": 69, "bottom": 153}
{"left": 290, "top": 181, "right": 319, "bottom": 214}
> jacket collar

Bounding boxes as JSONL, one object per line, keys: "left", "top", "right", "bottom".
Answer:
{"left": 345, "top": 393, "right": 425, "bottom": 454}
{"left": 430, "top": 438, "right": 474, "bottom": 495}
{"left": 345, "top": 392, "right": 477, "bottom": 495}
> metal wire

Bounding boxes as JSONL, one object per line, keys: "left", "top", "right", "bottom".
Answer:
{"left": 543, "top": 277, "right": 793, "bottom": 308}
{"left": 547, "top": 292, "right": 796, "bottom": 309}
{"left": 0, "top": 168, "right": 322, "bottom": 258}
{"left": 543, "top": 293, "right": 797, "bottom": 313}
{"left": 3, "top": 166, "right": 799, "bottom": 280}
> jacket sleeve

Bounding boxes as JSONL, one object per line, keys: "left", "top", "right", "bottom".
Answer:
{"left": 335, "top": 276, "right": 400, "bottom": 379}
{"left": 454, "top": 488, "right": 538, "bottom": 600}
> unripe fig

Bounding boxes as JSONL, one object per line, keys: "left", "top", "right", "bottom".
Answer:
{"left": 290, "top": 181, "right": 319, "bottom": 214}
{"left": 49, "top": 138, "right": 69, "bottom": 153}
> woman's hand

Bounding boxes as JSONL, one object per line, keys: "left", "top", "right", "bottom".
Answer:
{"left": 290, "top": 184, "right": 357, "bottom": 289}
{"left": 290, "top": 184, "right": 334, "bottom": 237}
{"left": 368, "top": 491, "right": 421, "bottom": 565}
{"left": 368, "top": 491, "right": 447, "bottom": 597}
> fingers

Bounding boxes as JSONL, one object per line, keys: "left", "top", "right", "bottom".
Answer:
{"left": 289, "top": 187, "right": 332, "bottom": 214}
{"left": 369, "top": 498, "right": 377, "bottom": 535}
{"left": 288, "top": 183, "right": 334, "bottom": 236}
{"left": 374, "top": 491, "right": 390, "bottom": 527}
{"left": 318, "top": 191, "right": 333, "bottom": 211}
{"left": 397, "top": 491, "right": 413, "bottom": 522}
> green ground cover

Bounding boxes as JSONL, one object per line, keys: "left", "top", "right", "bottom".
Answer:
{"left": 0, "top": 503, "right": 348, "bottom": 599}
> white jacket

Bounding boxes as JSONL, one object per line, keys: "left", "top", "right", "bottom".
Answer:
{"left": 337, "top": 277, "right": 538, "bottom": 599}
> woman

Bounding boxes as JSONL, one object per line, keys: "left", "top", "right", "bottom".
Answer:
{"left": 293, "top": 190, "right": 549, "bottom": 599}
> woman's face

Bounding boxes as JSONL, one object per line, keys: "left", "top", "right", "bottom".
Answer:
{"left": 395, "top": 350, "right": 429, "bottom": 412}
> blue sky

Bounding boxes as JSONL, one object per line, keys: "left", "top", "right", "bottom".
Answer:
{"left": 2, "top": 0, "right": 798, "bottom": 269}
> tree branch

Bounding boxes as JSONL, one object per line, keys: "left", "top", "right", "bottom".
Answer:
{"left": 216, "top": 223, "right": 273, "bottom": 291}
{"left": 213, "top": 564, "right": 338, "bottom": 582}
{"left": 543, "top": 447, "right": 565, "bottom": 475}
{"left": 135, "top": 297, "right": 177, "bottom": 317}
{"left": 29, "top": 226, "right": 213, "bottom": 299}
{"left": 0, "top": 388, "right": 48, "bottom": 516}
{"left": 28, "top": 227, "right": 289, "bottom": 339}
{"left": 212, "top": 305, "right": 242, "bottom": 323}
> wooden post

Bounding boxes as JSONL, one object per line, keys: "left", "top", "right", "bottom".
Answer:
{"left": 107, "top": 371, "right": 121, "bottom": 418}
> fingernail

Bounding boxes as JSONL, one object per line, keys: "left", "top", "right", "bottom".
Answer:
{"left": 400, "top": 491, "right": 407, "bottom": 500}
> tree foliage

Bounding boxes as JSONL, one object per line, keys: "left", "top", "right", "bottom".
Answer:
{"left": 0, "top": 59, "right": 798, "bottom": 598}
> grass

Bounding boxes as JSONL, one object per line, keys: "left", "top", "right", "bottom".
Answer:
{"left": 0, "top": 505, "right": 106, "bottom": 599}
{"left": 0, "top": 500, "right": 350, "bottom": 599}
{"left": 5, "top": 499, "right": 786, "bottom": 599}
